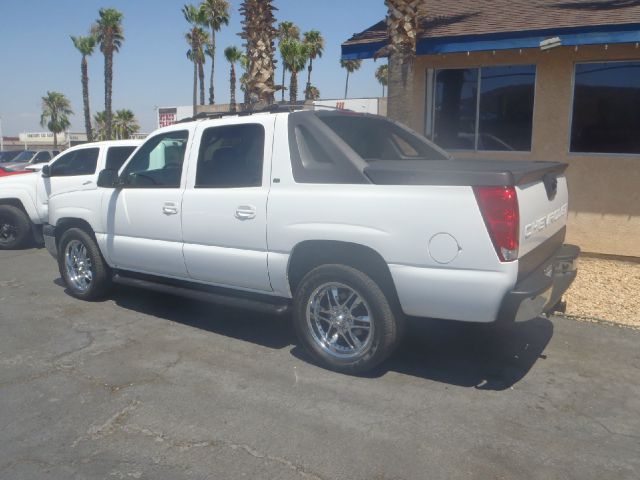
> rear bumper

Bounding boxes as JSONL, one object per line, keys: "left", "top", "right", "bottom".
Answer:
{"left": 43, "top": 224, "right": 57, "bottom": 258}
{"left": 498, "top": 244, "right": 580, "bottom": 323}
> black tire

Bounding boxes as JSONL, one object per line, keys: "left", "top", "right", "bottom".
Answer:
{"left": 0, "top": 205, "right": 32, "bottom": 250}
{"left": 292, "top": 264, "right": 404, "bottom": 374}
{"left": 57, "top": 227, "right": 112, "bottom": 300}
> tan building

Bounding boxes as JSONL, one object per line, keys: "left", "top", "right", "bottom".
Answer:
{"left": 343, "top": 1, "right": 640, "bottom": 258}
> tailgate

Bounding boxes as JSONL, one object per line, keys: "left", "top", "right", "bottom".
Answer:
{"left": 517, "top": 174, "right": 569, "bottom": 258}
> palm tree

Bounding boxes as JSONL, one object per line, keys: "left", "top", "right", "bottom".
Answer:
{"left": 277, "top": 21, "right": 300, "bottom": 102}
{"left": 381, "top": 0, "right": 420, "bottom": 66}
{"left": 183, "top": 4, "right": 209, "bottom": 114}
{"left": 92, "top": 8, "right": 124, "bottom": 140}
{"left": 200, "top": 0, "right": 230, "bottom": 105}
{"left": 340, "top": 59, "right": 362, "bottom": 99}
{"left": 94, "top": 111, "right": 107, "bottom": 141}
{"left": 40, "top": 92, "right": 73, "bottom": 149}
{"left": 375, "top": 64, "right": 389, "bottom": 97}
{"left": 307, "top": 85, "right": 320, "bottom": 100}
{"left": 239, "top": 53, "right": 250, "bottom": 106}
{"left": 239, "top": 0, "right": 278, "bottom": 105}
{"left": 224, "top": 46, "right": 243, "bottom": 112}
{"left": 70, "top": 35, "right": 96, "bottom": 142}
{"left": 280, "top": 39, "right": 309, "bottom": 104}
{"left": 195, "top": 29, "right": 210, "bottom": 105}
{"left": 199, "top": 47, "right": 207, "bottom": 106}
{"left": 113, "top": 109, "right": 140, "bottom": 139}
{"left": 303, "top": 30, "right": 324, "bottom": 100}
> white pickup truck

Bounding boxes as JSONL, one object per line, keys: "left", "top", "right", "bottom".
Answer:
{"left": 44, "top": 109, "right": 579, "bottom": 373}
{"left": 0, "top": 140, "right": 141, "bottom": 249}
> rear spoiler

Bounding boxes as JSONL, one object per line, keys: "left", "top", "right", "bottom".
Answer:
{"left": 364, "top": 160, "right": 568, "bottom": 187}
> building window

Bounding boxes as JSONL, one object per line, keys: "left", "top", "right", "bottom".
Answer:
{"left": 571, "top": 62, "right": 640, "bottom": 154}
{"left": 431, "top": 65, "right": 536, "bottom": 152}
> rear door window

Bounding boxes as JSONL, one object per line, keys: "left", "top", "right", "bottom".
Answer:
{"left": 195, "top": 124, "right": 264, "bottom": 188}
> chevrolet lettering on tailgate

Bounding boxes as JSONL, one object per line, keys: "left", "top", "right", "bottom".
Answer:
{"left": 524, "top": 204, "right": 568, "bottom": 239}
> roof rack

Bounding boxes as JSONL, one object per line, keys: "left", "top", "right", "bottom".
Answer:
{"left": 177, "top": 103, "right": 351, "bottom": 123}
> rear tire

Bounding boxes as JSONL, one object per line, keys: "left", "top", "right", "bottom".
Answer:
{"left": 0, "top": 205, "right": 32, "bottom": 250}
{"left": 58, "top": 228, "right": 112, "bottom": 300}
{"left": 293, "top": 264, "right": 403, "bottom": 374}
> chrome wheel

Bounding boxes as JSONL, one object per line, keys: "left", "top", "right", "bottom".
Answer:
{"left": 306, "top": 283, "right": 374, "bottom": 359}
{"left": 0, "top": 221, "right": 17, "bottom": 245}
{"left": 64, "top": 240, "right": 93, "bottom": 293}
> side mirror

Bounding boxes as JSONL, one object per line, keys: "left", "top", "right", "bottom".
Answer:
{"left": 97, "top": 169, "right": 121, "bottom": 188}
{"left": 41, "top": 165, "right": 51, "bottom": 178}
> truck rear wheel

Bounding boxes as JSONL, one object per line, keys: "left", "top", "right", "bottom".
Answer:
{"left": 58, "top": 228, "right": 112, "bottom": 300}
{"left": 292, "top": 264, "right": 403, "bottom": 374}
{"left": 0, "top": 205, "right": 32, "bottom": 250}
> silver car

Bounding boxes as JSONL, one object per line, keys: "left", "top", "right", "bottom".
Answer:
{"left": 4, "top": 150, "right": 60, "bottom": 171}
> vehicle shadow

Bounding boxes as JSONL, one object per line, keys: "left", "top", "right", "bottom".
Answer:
{"left": 58, "top": 280, "right": 553, "bottom": 391}
{"left": 110, "top": 285, "right": 294, "bottom": 350}
{"left": 370, "top": 317, "right": 553, "bottom": 390}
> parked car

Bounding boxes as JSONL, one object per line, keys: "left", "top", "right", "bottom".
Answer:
{"left": 0, "top": 140, "right": 141, "bottom": 249}
{"left": 0, "top": 166, "right": 31, "bottom": 177}
{"left": 0, "top": 151, "right": 22, "bottom": 163}
{"left": 3, "top": 149, "right": 60, "bottom": 171}
{"left": 44, "top": 109, "right": 578, "bottom": 373}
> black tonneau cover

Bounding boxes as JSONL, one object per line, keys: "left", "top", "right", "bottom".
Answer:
{"left": 363, "top": 159, "right": 568, "bottom": 187}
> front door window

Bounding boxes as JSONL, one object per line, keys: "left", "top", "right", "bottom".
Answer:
{"left": 121, "top": 131, "right": 189, "bottom": 188}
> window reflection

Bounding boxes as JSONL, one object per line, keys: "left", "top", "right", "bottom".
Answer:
{"left": 571, "top": 62, "right": 640, "bottom": 154}
{"left": 479, "top": 65, "right": 535, "bottom": 151}
{"left": 432, "top": 65, "right": 536, "bottom": 152}
{"left": 434, "top": 68, "right": 478, "bottom": 149}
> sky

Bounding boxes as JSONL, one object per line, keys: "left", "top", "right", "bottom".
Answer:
{"left": 0, "top": 0, "right": 387, "bottom": 136}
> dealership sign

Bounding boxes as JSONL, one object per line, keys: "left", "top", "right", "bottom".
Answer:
{"left": 159, "top": 108, "right": 178, "bottom": 128}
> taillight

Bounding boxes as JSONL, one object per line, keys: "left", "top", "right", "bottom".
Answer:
{"left": 473, "top": 186, "right": 519, "bottom": 262}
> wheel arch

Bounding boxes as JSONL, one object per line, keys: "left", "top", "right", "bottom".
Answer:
{"left": 55, "top": 218, "right": 97, "bottom": 245}
{"left": 0, "top": 196, "right": 37, "bottom": 223}
{"left": 287, "top": 240, "right": 400, "bottom": 303}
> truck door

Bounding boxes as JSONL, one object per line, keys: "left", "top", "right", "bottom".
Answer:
{"left": 37, "top": 147, "right": 101, "bottom": 220}
{"left": 180, "top": 119, "right": 273, "bottom": 292}
{"left": 102, "top": 130, "right": 190, "bottom": 278}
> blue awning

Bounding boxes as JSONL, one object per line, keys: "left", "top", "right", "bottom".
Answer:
{"left": 342, "top": 24, "right": 640, "bottom": 60}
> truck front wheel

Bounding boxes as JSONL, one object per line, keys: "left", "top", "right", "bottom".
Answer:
{"left": 0, "top": 205, "right": 32, "bottom": 250}
{"left": 58, "top": 228, "right": 112, "bottom": 300}
{"left": 293, "top": 264, "right": 403, "bottom": 374}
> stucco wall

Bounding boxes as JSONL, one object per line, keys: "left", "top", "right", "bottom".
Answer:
{"left": 397, "top": 44, "right": 640, "bottom": 257}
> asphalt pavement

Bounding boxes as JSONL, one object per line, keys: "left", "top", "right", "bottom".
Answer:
{"left": 1, "top": 247, "right": 639, "bottom": 479}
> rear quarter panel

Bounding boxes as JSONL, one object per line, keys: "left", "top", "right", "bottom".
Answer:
{"left": 267, "top": 115, "right": 518, "bottom": 321}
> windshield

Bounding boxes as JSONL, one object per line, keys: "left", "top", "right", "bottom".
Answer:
{"left": 11, "top": 150, "right": 36, "bottom": 162}
{"left": 318, "top": 115, "right": 447, "bottom": 162}
{"left": 1, "top": 152, "right": 17, "bottom": 163}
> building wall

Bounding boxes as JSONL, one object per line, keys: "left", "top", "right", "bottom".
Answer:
{"left": 398, "top": 44, "right": 640, "bottom": 257}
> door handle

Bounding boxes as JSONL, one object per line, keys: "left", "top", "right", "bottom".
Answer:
{"left": 235, "top": 205, "right": 256, "bottom": 220}
{"left": 82, "top": 180, "right": 93, "bottom": 186}
{"left": 163, "top": 202, "right": 179, "bottom": 215}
